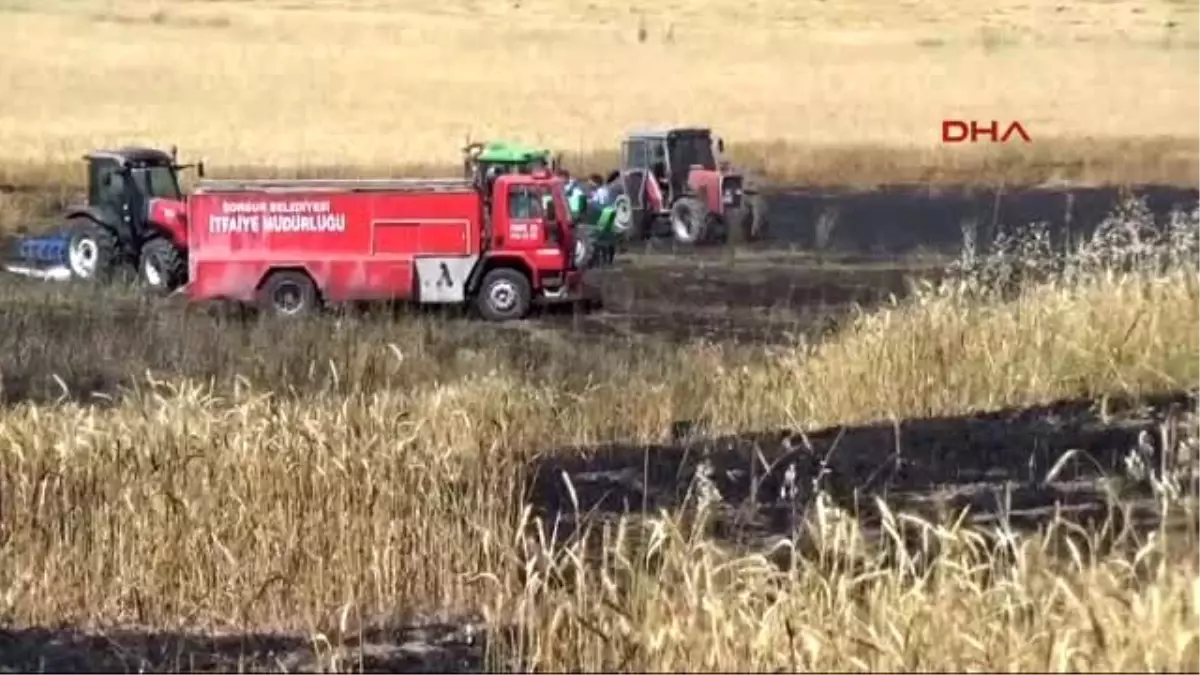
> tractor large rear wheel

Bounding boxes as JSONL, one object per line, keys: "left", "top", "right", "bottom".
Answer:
{"left": 139, "top": 236, "right": 187, "bottom": 293}
{"left": 66, "top": 219, "right": 121, "bottom": 283}
{"left": 670, "top": 197, "right": 708, "bottom": 245}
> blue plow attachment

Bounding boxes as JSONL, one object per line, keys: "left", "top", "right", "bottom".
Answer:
{"left": 3, "top": 230, "right": 73, "bottom": 281}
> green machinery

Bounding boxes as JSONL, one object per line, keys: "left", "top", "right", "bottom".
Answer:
{"left": 462, "top": 140, "right": 626, "bottom": 268}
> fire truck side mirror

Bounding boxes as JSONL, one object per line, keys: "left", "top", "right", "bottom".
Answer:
{"left": 715, "top": 137, "right": 725, "bottom": 154}
{"left": 197, "top": 161, "right": 206, "bottom": 178}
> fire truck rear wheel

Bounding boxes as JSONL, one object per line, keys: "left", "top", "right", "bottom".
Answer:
{"left": 257, "top": 270, "right": 319, "bottom": 318}
{"left": 476, "top": 267, "right": 532, "bottom": 322}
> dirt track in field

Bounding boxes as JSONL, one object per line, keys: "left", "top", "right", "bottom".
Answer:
{"left": 529, "top": 249, "right": 938, "bottom": 345}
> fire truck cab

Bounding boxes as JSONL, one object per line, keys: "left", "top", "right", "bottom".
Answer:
{"left": 184, "top": 170, "right": 588, "bottom": 321}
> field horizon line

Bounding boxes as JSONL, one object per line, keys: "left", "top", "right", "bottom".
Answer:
{"left": 0, "top": 134, "right": 1195, "bottom": 192}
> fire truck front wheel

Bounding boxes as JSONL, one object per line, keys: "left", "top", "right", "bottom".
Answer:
{"left": 476, "top": 267, "right": 532, "bottom": 322}
{"left": 256, "top": 270, "right": 320, "bottom": 318}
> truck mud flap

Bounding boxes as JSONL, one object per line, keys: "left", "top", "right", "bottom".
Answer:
{"left": 415, "top": 255, "right": 479, "bottom": 303}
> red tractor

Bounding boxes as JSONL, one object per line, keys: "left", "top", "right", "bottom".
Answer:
{"left": 58, "top": 146, "right": 203, "bottom": 291}
{"left": 615, "top": 127, "right": 767, "bottom": 245}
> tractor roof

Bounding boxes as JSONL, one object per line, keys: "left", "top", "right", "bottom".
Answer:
{"left": 625, "top": 127, "right": 713, "bottom": 140}
{"left": 84, "top": 146, "right": 174, "bottom": 166}
{"left": 475, "top": 140, "right": 551, "bottom": 164}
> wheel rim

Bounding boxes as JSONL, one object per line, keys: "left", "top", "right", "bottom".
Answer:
{"left": 142, "top": 255, "right": 163, "bottom": 287}
{"left": 612, "top": 196, "right": 632, "bottom": 233}
{"left": 68, "top": 238, "right": 98, "bottom": 277}
{"left": 272, "top": 281, "right": 306, "bottom": 315}
{"left": 672, "top": 206, "right": 698, "bottom": 243}
{"left": 488, "top": 280, "right": 518, "bottom": 312}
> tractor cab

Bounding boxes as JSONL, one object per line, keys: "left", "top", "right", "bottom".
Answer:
{"left": 619, "top": 128, "right": 723, "bottom": 208}
{"left": 464, "top": 140, "right": 589, "bottom": 229}
{"left": 463, "top": 141, "right": 558, "bottom": 190}
{"left": 617, "top": 127, "right": 751, "bottom": 244}
{"left": 80, "top": 146, "right": 203, "bottom": 242}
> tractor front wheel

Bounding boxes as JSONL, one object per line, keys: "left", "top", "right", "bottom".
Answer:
{"left": 670, "top": 197, "right": 707, "bottom": 244}
{"left": 66, "top": 219, "right": 121, "bottom": 283}
{"left": 138, "top": 237, "right": 187, "bottom": 293}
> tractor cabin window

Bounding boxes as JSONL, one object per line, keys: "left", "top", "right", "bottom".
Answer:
{"left": 102, "top": 171, "right": 127, "bottom": 205}
{"left": 670, "top": 135, "right": 716, "bottom": 172}
{"left": 623, "top": 139, "right": 653, "bottom": 170}
{"left": 651, "top": 143, "right": 669, "bottom": 182}
{"left": 132, "top": 165, "right": 183, "bottom": 200}
{"left": 89, "top": 160, "right": 123, "bottom": 206}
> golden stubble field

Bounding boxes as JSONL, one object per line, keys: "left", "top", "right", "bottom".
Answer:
{"left": 0, "top": 0, "right": 1197, "bottom": 190}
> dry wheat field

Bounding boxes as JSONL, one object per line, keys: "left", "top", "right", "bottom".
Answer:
{"left": 0, "top": 0, "right": 1197, "bottom": 195}
{"left": 1, "top": 0, "right": 1200, "bottom": 672}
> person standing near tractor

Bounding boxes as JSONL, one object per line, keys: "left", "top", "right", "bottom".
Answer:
{"left": 549, "top": 168, "right": 598, "bottom": 268}
{"left": 556, "top": 168, "right": 588, "bottom": 218}
{"left": 590, "top": 173, "right": 611, "bottom": 205}
{"left": 586, "top": 172, "right": 621, "bottom": 266}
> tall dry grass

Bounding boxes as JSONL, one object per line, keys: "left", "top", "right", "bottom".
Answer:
{"left": 0, "top": 198, "right": 1196, "bottom": 671}
{"left": 0, "top": 0, "right": 1196, "bottom": 195}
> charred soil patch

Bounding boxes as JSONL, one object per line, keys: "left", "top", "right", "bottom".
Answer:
{"left": 760, "top": 183, "right": 1200, "bottom": 255}
{"left": 0, "top": 252, "right": 935, "bottom": 405}
{"left": 525, "top": 389, "right": 1200, "bottom": 565}
{"left": 537, "top": 250, "right": 936, "bottom": 345}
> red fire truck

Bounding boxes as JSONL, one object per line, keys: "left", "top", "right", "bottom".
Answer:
{"left": 184, "top": 171, "right": 587, "bottom": 321}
